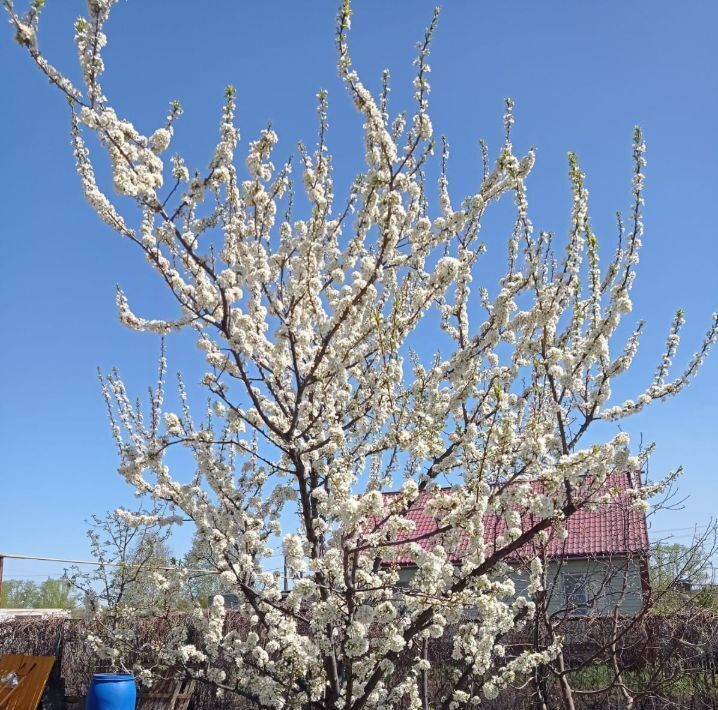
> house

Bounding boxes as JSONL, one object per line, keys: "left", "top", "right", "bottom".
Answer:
{"left": 383, "top": 473, "right": 649, "bottom": 617}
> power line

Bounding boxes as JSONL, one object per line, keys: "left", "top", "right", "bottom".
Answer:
{"left": 649, "top": 524, "right": 712, "bottom": 534}
{"left": 0, "top": 552, "right": 212, "bottom": 574}
{"left": 0, "top": 551, "right": 285, "bottom": 575}
{"left": 0, "top": 551, "right": 292, "bottom": 600}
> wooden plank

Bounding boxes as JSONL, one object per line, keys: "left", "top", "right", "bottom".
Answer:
{"left": 0, "top": 655, "right": 55, "bottom": 710}
{"left": 175, "top": 680, "right": 195, "bottom": 710}
{"left": 139, "top": 678, "right": 195, "bottom": 710}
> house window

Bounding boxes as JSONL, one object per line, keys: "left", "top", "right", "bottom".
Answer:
{"left": 562, "top": 573, "right": 589, "bottom": 615}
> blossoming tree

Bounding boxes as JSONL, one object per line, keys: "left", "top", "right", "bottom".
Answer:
{"left": 5, "top": 0, "right": 717, "bottom": 707}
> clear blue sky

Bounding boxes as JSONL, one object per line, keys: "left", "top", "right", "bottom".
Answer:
{"left": 1, "top": 1, "right": 716, "bottom": 581}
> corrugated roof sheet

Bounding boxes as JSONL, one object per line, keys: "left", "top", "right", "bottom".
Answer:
{"left": 380, "top": 473, "right": 649, "bottom": 565}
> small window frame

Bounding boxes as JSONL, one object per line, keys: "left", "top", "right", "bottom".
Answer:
{"left": 562, "top": 572, "right": 590, "bottom": 616}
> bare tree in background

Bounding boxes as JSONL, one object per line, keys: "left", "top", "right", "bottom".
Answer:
{"left": 65, "top": 505, "right": 179, "bottom": 614}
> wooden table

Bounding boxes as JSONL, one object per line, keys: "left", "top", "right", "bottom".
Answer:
{"left": 0, "top": 655, "right": 55, "bottom": 710}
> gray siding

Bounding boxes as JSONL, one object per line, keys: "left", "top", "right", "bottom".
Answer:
{"left": 397, "top": 555, "right": 645, "bottom": 617}
{"left": 512, "top": 556, "right": 645, "bottom": 617}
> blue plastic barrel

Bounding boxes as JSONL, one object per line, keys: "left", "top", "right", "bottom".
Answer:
{"left": 86, "top": 673, "right": 137, "bottom": 710}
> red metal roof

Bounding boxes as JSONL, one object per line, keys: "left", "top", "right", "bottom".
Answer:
{"left": 381, "top": 473, "right": 649, "bottom": 565}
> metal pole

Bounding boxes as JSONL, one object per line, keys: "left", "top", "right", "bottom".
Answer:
{"left": 0, "top": 556, "right": 4, "bottom": 604}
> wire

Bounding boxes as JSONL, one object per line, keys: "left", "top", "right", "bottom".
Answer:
{"left": 0, "top": 551, "right": 287, "bottom": 575}
{"left": 649, "top": 525, "right": 712, "bottom": 534}
{"left": 0, "top": 552, "right": 214, "bottom": 574}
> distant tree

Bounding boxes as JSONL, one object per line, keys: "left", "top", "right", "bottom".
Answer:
{"left": 35, "top": 577, "right": 80, "bottom": 609}
{"left": 184, "top": 531, "right": 234, "bottom": 608}
{"left": 122, "top": 530, "right": 179, "bottom": 608}
{"left": 0, "top": 579, "right": 38, "bottom": 608}
{"left": 66, "top": 505, "right": 183, "bottom": 612}
{"left": 651, "top": 541, "right": 712, "bottom": 589}
{"left": 650, "top": 534, "right": 717, "bottom": 610}
{"left": 0, "top": 578, "right": 78, "bottom": 609}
